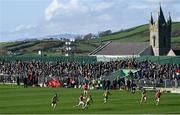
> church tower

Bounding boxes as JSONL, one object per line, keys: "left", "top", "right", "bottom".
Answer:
{"left": 149, "top": 5, "right": 171, "bottom": 56}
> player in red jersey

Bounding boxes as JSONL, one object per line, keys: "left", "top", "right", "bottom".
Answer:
{"left": 74, "top": 93, "right": 85, "bottom": 108}
{"left": 155, "top": 90, "right": 161, "bottom": 106}
{"left": 83, "top": 84, "right": 89, "bottom": 97}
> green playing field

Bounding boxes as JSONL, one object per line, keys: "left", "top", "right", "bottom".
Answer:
{"left": 0, "top": 85, "right": 180, "bottom": 114}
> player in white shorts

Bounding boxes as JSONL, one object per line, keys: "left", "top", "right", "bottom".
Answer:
{"left": 155, "top": 90, "right": 161, "bottom": 105}
{"left": 74, "top": 93, "right": 85, "bottom": 108}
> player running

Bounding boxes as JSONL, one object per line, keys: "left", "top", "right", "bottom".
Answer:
{"left": 103, "top": 90, "right": 111, "bottom": 104}
{"left": 74, "top": 93, "right": 85, "bottom": 108}
{"left": 155, "top": 90, "right": 161, "bottom": 106}
{"left": 83, "top": 83, "right": 89, "bottom": 97}
{"left": 83, "top": 94, "right": 93, "bottom": 110}
{"left": 140, "top": 89, "right": 147, "bottom": 104}
{"left": 51, "top": 93, "right": 59, "bottom": 110}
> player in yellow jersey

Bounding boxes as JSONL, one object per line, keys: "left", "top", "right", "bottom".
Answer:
{"left": 140, "top": 89, "right": 147, "bottom": 104}
{"left": 83, "top": 94, "right": 93, "bottom": 110}
{"left": 51, "top": 93, "right": 59, "bottom": 110}
{"left": 103, "top": 90, "right": 111, "bottom": 104}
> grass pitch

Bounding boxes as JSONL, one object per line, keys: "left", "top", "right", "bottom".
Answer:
{"left": 0, "top": 85, "right": 180, "bottom": 114}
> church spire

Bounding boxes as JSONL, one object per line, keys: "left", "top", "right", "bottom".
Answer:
{"left": 168, "top": 12, "right": 172, "bottom": 23}
{"left": 167, "top": 12, "right": 172, "bottom": 32}
{"left": 150, "top": 12, "right": 154, "bottom": 24}
{"left": 158, "top": 4, "right": 166, "bottom": 24}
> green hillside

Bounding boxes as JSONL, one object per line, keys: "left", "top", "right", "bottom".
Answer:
{"left": 91, "top": 22, "right": 180, "bottom": 43}
{"left": 0, "top": 40, "right": 64, "bottom": 56}
{"left": 0, "top": 22, "right": 180, "bottom": 56}
{"left": 88, "top": 22, "right": 180, "bottom": 52}
{"left": 0, "top": 40, "right": 100, "bottom": 56}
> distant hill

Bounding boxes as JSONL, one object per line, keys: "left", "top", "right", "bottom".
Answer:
{"left": 11, "top": 33, "right": 82, "bottom": 42}
{"left": 0, "top": 22, "right": 180, "bottom": 56}
{"left": 44, "top": 33, "right": 81, "bottom": 40}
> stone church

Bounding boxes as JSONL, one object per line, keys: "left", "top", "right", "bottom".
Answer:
{"left": 91, "top": 6, "right": 178, "bottom": 56}
{"left": 150, "top": 6, "right": 172, "bottom": 56}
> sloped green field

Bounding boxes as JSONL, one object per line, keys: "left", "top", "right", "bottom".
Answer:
{"left": 93, "top": 22, "right": 180, "bottom": 43}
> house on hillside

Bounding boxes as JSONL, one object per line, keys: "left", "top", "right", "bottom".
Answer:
{"left": 90, "top": 6, "right": 179, "bottom": 57}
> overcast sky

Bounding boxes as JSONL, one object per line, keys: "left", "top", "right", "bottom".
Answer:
{"left": 0, "top": 0, "right": 180, "bottom": 42}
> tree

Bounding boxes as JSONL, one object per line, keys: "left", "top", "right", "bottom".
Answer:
{"left": 98, "top": 30, "right": 112, "bottom": 37}
{"left": 83, "top": 33, "right": 92, "bottom": 40}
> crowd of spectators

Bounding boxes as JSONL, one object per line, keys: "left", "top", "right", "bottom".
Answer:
{"left": 0, "top": 59, "right": 179, "bottom": 88}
